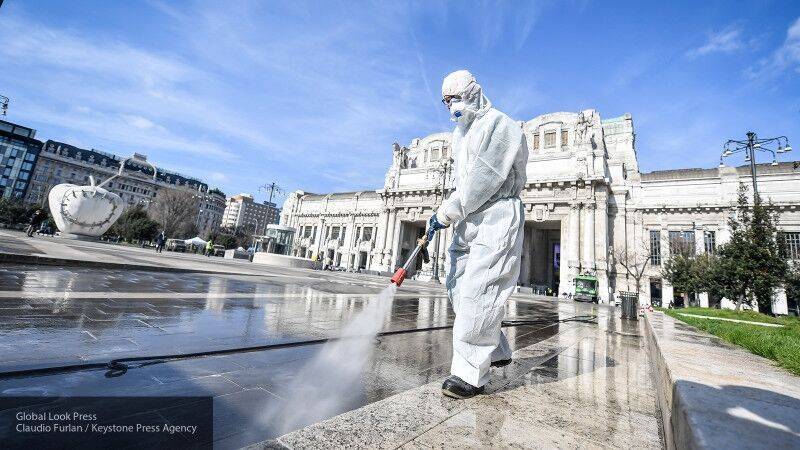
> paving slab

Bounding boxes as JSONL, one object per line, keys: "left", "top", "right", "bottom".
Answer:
{"left": 262, "top": 309, "right": 663, "bottom": 450}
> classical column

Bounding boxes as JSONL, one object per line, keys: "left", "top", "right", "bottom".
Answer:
{"left": 695, "top": 228, "right": 705, "bottom": 256}
{"left": 660, "top": 228, "right": 670, "bottom": 262}
{"left": 583, "top": 203, "right": 596, "bottom": 270}
{"left": 596, "top": 193, "right": 610, "bottom": 303}
{"left": 376, "top": 208, "right": 389, "bottom": 251}
{"left": 566, "top": 203, "right": 581, "bottom": 293}
{"left": 383, "top": 209, "right": 397, "bottom": 268}
{"left": 391, "top": 215, "right": 403, "bottom": 270}
{"left": 313, "top": 218, "right": 325, "bottom": 256}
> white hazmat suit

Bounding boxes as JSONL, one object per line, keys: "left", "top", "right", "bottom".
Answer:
{"left": 436, "top": 70, "right": 528, "bottom": 388}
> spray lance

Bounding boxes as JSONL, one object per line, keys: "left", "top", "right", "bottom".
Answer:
{"left": 390, "top": 227, "right": 434, "bottom": 287}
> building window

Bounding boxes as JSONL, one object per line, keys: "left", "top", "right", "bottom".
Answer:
{"left": 669, "top": 230, "right": 695, "bottom": 256}
{"left": 363, "top": 227, "right": 373, "bottom": 242}
{"left": 783, "top": 232, "right": 800, "bottom": 260}
{"left": 649, "top": 230, "right": 661, "bottom": 266}
{"left": 561, "top": 130, "right": 568, "bottom": 148}
{"left": 544, "top": 131, "right": 556, "bottom": 148}
{"left": 533, "top": 134, "right": 539, "bottom": 150}
{"left": 430, "top": 148, "right": 440, "bottom": 161}
{"left": 704, "top": 231, "right": 716, "bottom": 254}
{"left": 330, "top": 226, "right": 340, "bottom": 240}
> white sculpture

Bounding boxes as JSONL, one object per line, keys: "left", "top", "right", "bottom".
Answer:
{"left": 48, "top": 156, "right": 157, "bottom": 238}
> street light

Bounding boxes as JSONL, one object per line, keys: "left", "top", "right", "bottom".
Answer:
{"left": 719, "top": 131, "right": 791, "bottom": 203}
{"left": 432, "top": 157, "right": 452, "bottom": 283}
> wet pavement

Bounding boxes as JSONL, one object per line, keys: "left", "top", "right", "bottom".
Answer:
{"left": 0, "top": 263, "right": 564, "bottom": 448}
{"left": 272, "top": 303, "right": 663, "bottom": 449}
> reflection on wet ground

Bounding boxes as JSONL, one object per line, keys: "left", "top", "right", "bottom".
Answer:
{"left": 0, "top": 265, "right": 563, "bottom": 448}
{"left": 275, "top": 303, "right": 661, "bottom": 449}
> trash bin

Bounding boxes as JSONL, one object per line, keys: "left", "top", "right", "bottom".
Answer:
{"left": 620, "top": 291, "right": 639, "bottom": 320}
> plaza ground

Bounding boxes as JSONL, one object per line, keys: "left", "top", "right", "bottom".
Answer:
{"left": 0, "top": 230, "right": 663, "bottom": 448}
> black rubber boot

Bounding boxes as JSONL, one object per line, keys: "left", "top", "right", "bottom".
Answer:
{"left": 441, "top": 376, "right": 484, "bottom": 399}
{"left": 491, "top": 358, "right": 512, "bottom": 368}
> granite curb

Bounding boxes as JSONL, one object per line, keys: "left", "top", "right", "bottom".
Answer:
{"left": 643, "top": 310, "right": 800, "bottom": 450}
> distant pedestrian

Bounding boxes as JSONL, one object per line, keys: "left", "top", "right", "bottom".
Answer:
{"left": 155, "top": 231, "right": 166, "bottom": 253}
{"left": 205, "top": 240, "right": 214, "bottom": 257}
{"left": 25, "top": 209, "right": 45, "bottom": 237}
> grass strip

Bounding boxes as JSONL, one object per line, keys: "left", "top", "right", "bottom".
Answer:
{"left": 659, "top": 307, "right": 800, "bottom": 376}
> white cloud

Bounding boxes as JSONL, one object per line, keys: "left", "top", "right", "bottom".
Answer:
{"left": 121, "top": 114, "right": 160, "bottom": 131}
{"left": 753, "top": 17, "right": 800, "bottom": 77}
{"left": 210, "top": 172, "right": 229, "bottom": 183}
{"left": 0, "top": 11, "right": 273, "bottom": 160}
{"left": 687, "top": 25, "right": 748, "bottom": 58}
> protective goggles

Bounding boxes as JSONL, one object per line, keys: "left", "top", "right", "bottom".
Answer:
{"left": 441, "top": 95, "right": 462, "bottom": 107}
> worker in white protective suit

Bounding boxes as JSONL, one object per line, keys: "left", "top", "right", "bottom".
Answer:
{"left": 428, "top": 70, "right": 528, "bottom": 399}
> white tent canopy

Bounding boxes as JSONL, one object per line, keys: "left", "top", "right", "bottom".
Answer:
{"left": 184, "top": 236, "right": 207, "bottom": 246}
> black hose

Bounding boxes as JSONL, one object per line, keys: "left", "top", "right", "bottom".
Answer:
{"left": 0, "top": 315, "right": 596, "bottom": 380}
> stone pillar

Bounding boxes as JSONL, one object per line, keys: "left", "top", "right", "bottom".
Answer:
{"left": 660, "top": 228, "right": 670, "bottom": 262}
{"left": 314, "top": 218, "right": 325, "bottom": 257}
{"left": 774, "top": 287, "right": 789, "bottom": 316}
{"left": 559, "top": 215, "right": 570, "bottom": 296}
{"left": 596, "top": 193, "right": 610, "bottom": 303}
{"left": 567, "top": 203, "right": 581, "bottom": 293}
{"left": 354, "top": 250, "right": 362, "bottom": 271}
{"left": 662, "top": 282, "right": 674, "bottom": 306}
{"left": 383, "top": 209, "right": 397, "bottom": 269}
{"left": 520, "top": 224, "right": 531, "bottom": 286}
{"left": 583, "top": 203, "right": 596, "bottom": 270}
{"left": 376, "top": 209, "right": 389, "bottom": 252}
{"left": 390, "top": 216, "right": 403, "bottom": 270}
{"left": 695, "top": 228, "right": 704, "bottom": 256}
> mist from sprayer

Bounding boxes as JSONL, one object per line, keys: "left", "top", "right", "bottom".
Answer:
{"left": 265, "top": 284, "right": 397, "bottom": 434}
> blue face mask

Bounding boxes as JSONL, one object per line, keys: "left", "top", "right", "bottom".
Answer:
{"left": 449, "top": 100, "right": 467, "bottom": 122}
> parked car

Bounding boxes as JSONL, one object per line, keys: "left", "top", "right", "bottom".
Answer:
{"left": 166, "top": 239, "right": 187, "bottom": 252}
{"left": 212, "top": 244, "right": 226, "bottom": 257}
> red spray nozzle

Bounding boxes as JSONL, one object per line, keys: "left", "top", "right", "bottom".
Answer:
{"left": 390, "top": 268, "right": 407, "bottom": 286}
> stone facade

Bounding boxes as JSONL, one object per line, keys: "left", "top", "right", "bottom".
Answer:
{"left": 281, "top": 110, "right": 800, "bottom": 310}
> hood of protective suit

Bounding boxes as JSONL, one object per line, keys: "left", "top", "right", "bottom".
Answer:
{"left": 442, "top": 70, "right": 492, "bottom": 126}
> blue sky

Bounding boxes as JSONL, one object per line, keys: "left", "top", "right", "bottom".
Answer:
{"left": 1, "top": 1, "right": 798, "bottom": 203}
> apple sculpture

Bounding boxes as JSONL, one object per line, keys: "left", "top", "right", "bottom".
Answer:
{"left": 48, "top": 156, "right": 157, "bottom": 238}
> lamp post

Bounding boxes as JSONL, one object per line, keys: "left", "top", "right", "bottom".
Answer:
{"left": 719, "top": 131, "right": 792, "bottom": 203}
{"left": 432, "top": 157, "right": 452, "bottom": 283}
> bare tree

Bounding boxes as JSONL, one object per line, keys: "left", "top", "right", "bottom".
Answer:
{"left": 614, "top": 239, "right": 651, "bottom": 296}
{"left": 148, "top": 189, "right": 199, "bottom": 238}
